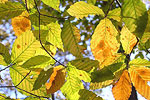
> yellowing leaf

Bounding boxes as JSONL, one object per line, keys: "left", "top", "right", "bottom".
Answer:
{"left": 129, "top": 67, "right": 150, "bottom": 99}
{"left": 67, "top": 1, "right": 104, "bottom": 19}
{"left": 108, "top": 8, "right": 121, "bottom": 22}
{"left": 46, "top": 65, "right": 66, "bottom": 94}
{"left": 120, "top": 26, "right": 137, "bottom": 54}
{"left": 112, "top": 70, "right": 132, "bottom": 100}
{"left": 90, "top": 18, "right": 120, "bottom": 68}
{"left": 0, "top": 0, "right": 7, "bottom": 3}
{"left": 12, "top": 11, "right": 31, "bottom": 37}
{"left": 129, "top": 58, "right": 150, "bottom": 67}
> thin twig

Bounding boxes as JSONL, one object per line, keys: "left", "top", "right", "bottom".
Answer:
{"left": 0, "top": 63, "right": 15, "bottom": 72}
{"left": 15, "top": 70, "right": 31, "bottom": 87}
{"left": 51, "top": 93, "right": 55, "bottom": 100}
{"left": 115, "top": 0, "right": 122, "bottom": 8}
{"left": 105, "top": 0, "right": 115, "bottom": 18}
{"left": 25, "top": 0, "right": 29, "bottom": 13}
{"left": 33, "top": 0, "right": 67, "bottom": 68}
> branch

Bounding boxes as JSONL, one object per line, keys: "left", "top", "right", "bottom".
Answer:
{"left": 51, "top": 93, "right": 55, "bottom": 100}
{"left": 0, "top": 63, "right": 15, "bottom": 72}
{"left": 105, "top": 0, "right": 115, "bottom": 18}
{"left": 25, "top": 0, "right": 29, "bottom": 13}
{"left": 33, "top": 0, "right": 67, "bottom": 68}
{"left": 115, "top": 0, "right": 121, "bottom": 8}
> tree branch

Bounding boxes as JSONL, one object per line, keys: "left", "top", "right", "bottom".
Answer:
{"left": 0, "top": 63, "right": 15, "bottom": 72}
{"left": 115, "top": 0, "right": 122, "bottom": 8}
{"left": 33, "top": 0, "right": 67, "bottom": 68}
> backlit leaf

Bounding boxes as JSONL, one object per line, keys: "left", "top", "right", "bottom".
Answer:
{"left": 11, "top": 30, "right": 41, "bottom": 64}
{"left": 112, "top": 70, "right": 132, "bottom": 100}
{"left": 10, "top": 65, "right": 47, "bottom": 96}
{"left": 21, "top": 55, "right": 54, "bottom": 69}
{"left": 120, "top": 26, "right": 137, "bottom": 54}
{"left": 61, "top": 64, "right": 84, "bottom": 99}
{"left": 33, "top": 68, "right": 53, "bottom": 90}
{"left": 0, "top": 2, "right": 25, "bottom": 22}
{"left": 122, "top": 0, "right": 148, "bottom": 38}
{"left": 0, "top": 0, "right": 7, "bottom": 3}
{"left": 129, "top": 67, "right": 150, "bottom": 99}
{"left": 0, "top": 93, "right": 7, "bottom": 99}
{"left": 62, "top": 21, "right": 84, "bottom": 57}
{"left": 129, "top": 58, "right": 150, "bottom": 67}
{"left": 90, "top": 18, "right": 120, "bottom": 69}
{"left": 0, "top": 43, "right": 11, "bottom": 66}
{"left": 87, "top": 0, "right": 96, "bottom": 5}
{"left": 78, "top": 89, "right": 103, "bottom": 100}
{"left": 70, "top": 58, "right": 99, "bottom": 72}
{"left": 67, "top": 1, "right": 104, "bottom": 19}
{"left": 108, "top": 8, "right": 121, "bottom": 22}
{"left": 90, "top": 63, "right": 125, "bottom": 89}
{"left": 41, "top": 0, "right": 60, "bottom": 11}
{"left": 12, "top": 11, "right": 31, "bottom": 37}
{"left": 46, "top": 65, "right": 66, "bottom": 94}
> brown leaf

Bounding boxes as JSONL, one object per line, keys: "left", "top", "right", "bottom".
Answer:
{"left": 112, "top": 70, "right": 132, "bottom": 100}
{"left": 129, "top": 66, "right": 150, "bottom": 99}
{"left": 46, "top": 66, "right": 66, "bottom": 94}
{"left": 12, "top": 11, "right": 31, "bottom": 37}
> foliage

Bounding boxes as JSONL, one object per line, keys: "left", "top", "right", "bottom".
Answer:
{"left": 0, "top": 0, "right": 150, "bottom": 100}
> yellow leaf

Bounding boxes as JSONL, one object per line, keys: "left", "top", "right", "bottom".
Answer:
{"left": 120, "top": 26, "right": 137, "bottom": 54}
{"left": 129, "top": 66, "right": 150, "bottom": 99}
{"left": 0, "top": 0, "right": 7, "bottom": 3}
{"left": 112, "top": 70, "right": 132, "bottom": 100}
{"left": 46, "top": 66, "right": 66, "bottom": 94}
{"left": 12, "top": 11, "right": 31, "bottom": 37}
{"left": 90, "top": 18, "right": 120, "bottom": 69}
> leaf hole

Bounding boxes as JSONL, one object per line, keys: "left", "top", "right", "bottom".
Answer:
{"left": 30, "top": 75, "right": 33, "bottom": 79}
{"left": 147, "top": 81, "right": 150, "bottom": 86}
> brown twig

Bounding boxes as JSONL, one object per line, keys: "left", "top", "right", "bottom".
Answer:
{"left": 115, "top": 0, "right": 121, "bottom": 8}
{"left": 0, "top": 63, "right": 15, "bottom": 72}
{"left": 33, "top": 0, "right": 67, "bottom": 68}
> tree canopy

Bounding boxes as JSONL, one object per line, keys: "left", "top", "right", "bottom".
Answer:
{"left": 0, "top": 0, "right": 150, "bottom": 100}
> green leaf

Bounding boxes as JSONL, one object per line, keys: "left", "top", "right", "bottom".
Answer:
{"left": 129, "top": 58, "right": 150, "bottom": 67}
{"left": 30, "top": 10, "right": 56, "bottom": 27}
{"left": 41, "top": 0, "right": 60, "bottom": 11}
{"left": 33, "top": 68, "right": 53, "bottom": 90}
{"left": 0, "top": 43, "right": 11, "bottom": 66}
{"left": 21, "top": 55, "right": 54, "bottom": 69}
{"left": 87, "top": 0, "right": 96, "bottom": 5}
{"left": 90, "top": 63, "right": 125, "bottom": 89}
{"left": 62, "top": 21, "right": 84, "bottom": 57}
{"left": 11, "top": 30, "right": 41, "bottom": 64}
{"left": 78, "top": 89, "right": 103, "bottom": 100}
{"left": 0, "top": 2, "right": 25, "bottom": 22}
{"left": 61, "top": 64, "right": 84, "bottom": 99}
{"left": 10, "top": 65, "right": 48, "bottom": 96}
{"left": 107, "top": 8, "right": 121, "bottom": 22}
{"left": 67, "top": 1, "right": 104, "bottom": 19}
{"left": 70, "top": 58, "right": 99, "bottom": 72}
{"left": 122, "top": 0, "right": 148, "bottom": 38}
{"left": 34, "top": 22, "right": 64, "bottom": 51}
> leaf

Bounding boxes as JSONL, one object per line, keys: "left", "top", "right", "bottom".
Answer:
{"left": 10, "top": 65, "right": 47, "bottom": 96}
{"left": 62, "top": 21, "right": 84, "bottom": 57}
{"left": 11, "top": 30, "right": 41, "bottom": 64}
{"left": 35, "top": 22, "right": 64, "bottom": 51}
{"left": 67, "top": 1, "right": 104, "bottom": 19}
{"left": 21, "top": 55, "right": 54, "bottom": 69}
{"left": 87, "top": 0, "right": 96, "bottom": 5}
{"left": 90, "top": 63, "right": 125, "bottom": 90}
{"left": 33, "top": 68, "right": 53, "bottom": 90}
{"left": 112, "top": 70, "right": 132, "bottom": 100}
{"left": 12, "top": 11, "right": 31, "bottom": 37}
{"left": 46, "top": 65, "right": 66, "bottom": 94}
{"left": 0, "top": 93, "right": 7, "bottom": 100}
{"left": 107, "top": 8, "right": 121, "bottom": 22}
{"left": 129, "top": 66, "right": 150, "bottom": 99}
{"left": 0, "top": 2, "right": 25, "bottom": 22}
{"left": 0, "top": 43, "right": 11, "bottom": 66}
{"left": 61, "top": 64, "right": 84, "bottom": 99}
{"left": 70, "top": 58, "right": 99, "bottom": 72}
{"left": 120, "top": 26, "right": 137, "bottom": 54}
{"left": 41, "top": 0, "right": 60, "bottom": 11}
{"left": 78, "top": 89, "right": 103, "bottom": 100}
{"left": 129, "top": 58, "right": 150, "bottom": 67}
{"left": 90, "top": 18, "right": 120, "bottom": 68}
{"left": 122, "top": 0, "right": 148, "bottom": 38}
{"left": 0, "top": 0, "right": 7, "bottom": 3}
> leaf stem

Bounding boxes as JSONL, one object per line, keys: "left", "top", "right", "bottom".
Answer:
{"left": 0, "top": 63, "right": 15, "bottom": 72}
